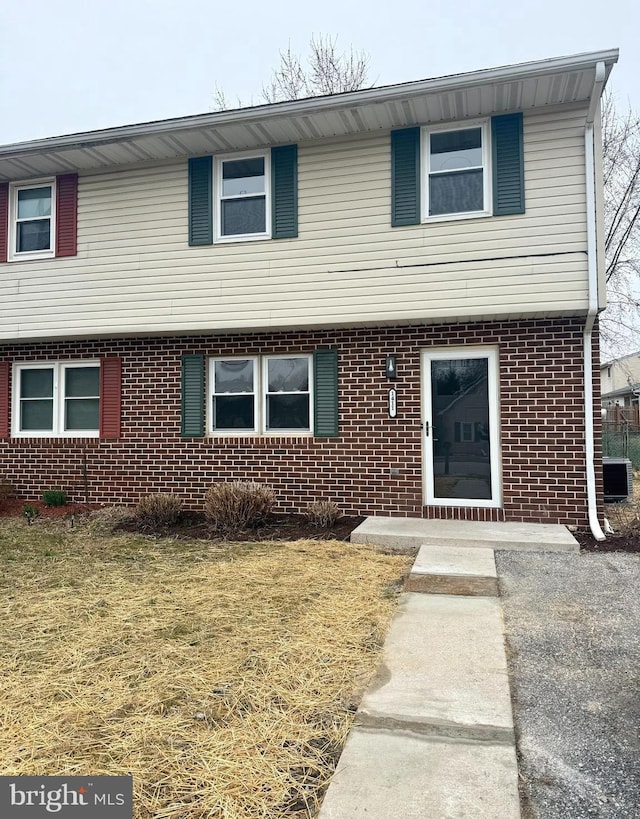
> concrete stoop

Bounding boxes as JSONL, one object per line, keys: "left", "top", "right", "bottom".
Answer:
{"left": 351, "top": 516, "right": 579, "bottom": 553}
{"left": 318, "top": 544, "right": 521, "bottom": 819}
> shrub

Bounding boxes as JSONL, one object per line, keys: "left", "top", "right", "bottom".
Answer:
{"left": 23, "top": 504, "right": 40, "bottom": 521}
{"left": 204, "top": 481, "right": 275, "bottom": 534}
{"left": 303, "top": 500, "right": 342, "bottom": 528}
{"left": 135, "top": 493, "right": 182, "bottom": 528}
{"left": 42, "top": 490, "right": 68, "bottom": 507}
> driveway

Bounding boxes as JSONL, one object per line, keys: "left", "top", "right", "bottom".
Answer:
{"left": 496, "top": 551, "right": 640, "bottom": 818}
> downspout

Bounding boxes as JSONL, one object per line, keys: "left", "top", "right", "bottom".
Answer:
{"left": 584, "top": 60, "right": 606, "bottom": 540}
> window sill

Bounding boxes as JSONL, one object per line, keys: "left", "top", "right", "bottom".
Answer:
{"left": 422, "top": 210, "right": 492, "bottom": 225}
{"left": 213, "top": 233, "right": 271, "bottom": 245}
{"left": 8, "top": 250, "right": 55, "bottom": 262}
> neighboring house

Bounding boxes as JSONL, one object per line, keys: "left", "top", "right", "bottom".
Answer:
{"left": 0, "top": 50, "right": 618, "bottom": 532}
{"left": 601, "top": 352, "right": 640, "bottom": 409}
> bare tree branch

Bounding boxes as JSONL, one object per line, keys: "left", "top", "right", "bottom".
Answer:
{"left": 599, "top": 92, "right": 640, "bottom": 358}
{"left": 212, "top": 35, "right": 371, "bottom": 111}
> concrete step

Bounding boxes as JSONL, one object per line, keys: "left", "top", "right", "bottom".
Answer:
{"left": 406, "top": 544, "right": 498, "bottom": 596}
{"left": 351, "top": 516, "right": 579, "bottom": 553}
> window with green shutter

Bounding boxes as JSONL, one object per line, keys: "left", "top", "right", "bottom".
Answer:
{"left": 198, "top": 350, "right": 339, "bottom": 437}
{"left": 188, "top": 146, "right": 298, "bottom": 245}
{"left": 391, "top": 115, "right": 525, "bottom": 225}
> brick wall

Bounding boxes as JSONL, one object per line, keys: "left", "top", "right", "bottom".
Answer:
{"left": 0, "top": 318, "right": 603, "bottom": 527}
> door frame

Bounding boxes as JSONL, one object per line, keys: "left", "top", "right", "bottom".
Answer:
{"left": 421, "top": 346, "right": 502, "bottom": 508}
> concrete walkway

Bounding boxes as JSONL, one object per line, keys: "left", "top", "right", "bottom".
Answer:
{"left": 319, "top": 520, "right": 578, "bottom": 818}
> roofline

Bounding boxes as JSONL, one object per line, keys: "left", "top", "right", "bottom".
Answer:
{"left": 0, "top": 48, "right": 619, "bottom": 157}
{"left": 600, "top": 349, "right": 640, "bottom": 368}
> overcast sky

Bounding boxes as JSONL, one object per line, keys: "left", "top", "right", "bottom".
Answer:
{"left": 0, "top": 0, "right": 636, "bottom": 145}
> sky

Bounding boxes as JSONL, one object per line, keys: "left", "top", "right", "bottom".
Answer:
{"left": 0, "top": 0, "right": 637, "bottom": 145}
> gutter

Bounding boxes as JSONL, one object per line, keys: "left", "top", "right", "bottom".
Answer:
{"left": 583, "top": 61, "right": 607, "bottom": 541}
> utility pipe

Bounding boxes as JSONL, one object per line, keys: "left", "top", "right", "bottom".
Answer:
{"left": 583, "top": 60, "right": 606, "bottom": 541}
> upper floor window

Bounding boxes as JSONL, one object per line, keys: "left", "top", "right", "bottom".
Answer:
{"left": 13, "top": 361, "right": 99, "bottom": 437}
{"left": 216, "top": 153, "right": 270, "bottom": 241}
{"left": 422, "top": 121, "right": 491, "bottom": 220}
{"left": 9, "top": 180, "right": 56, "bottom": 260}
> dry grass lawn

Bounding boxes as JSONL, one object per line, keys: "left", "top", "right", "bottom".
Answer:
{"left": 0, "top": 516, "right": 411, "bottom": 818}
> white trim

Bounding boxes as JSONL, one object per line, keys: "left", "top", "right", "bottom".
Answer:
{"left": 8, "top": 178, "right": 56, "bottom": 261}
{"left": 214, "top": 150, "right": 271, "bottom": 243}
{"left": 209, "top": 353, "right": 313, "bottom": 435}
{"left": 12, "top": 360, "right": 100, "bottom": 438}
{"left": 263, "top": 354, "right": 313, "bottom": 434}
{"left": 209, "top": 356, "right": 259, "bottom": 434}
{"left": 421, "top": 346, "right": 501, "bottom": 509}
{"left": 421, "top": 119, "right": 492, "bottom": 222}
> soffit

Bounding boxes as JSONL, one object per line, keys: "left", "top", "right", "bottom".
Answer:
{"left": 0, "top": 49, "right": 618, "bottom": 181}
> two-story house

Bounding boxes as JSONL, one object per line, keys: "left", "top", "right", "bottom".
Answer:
{"left": 0, "top": 50, "right": 617, "bottom": 536}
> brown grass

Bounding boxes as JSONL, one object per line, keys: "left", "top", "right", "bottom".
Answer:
{"left": 0, "top": 517, "right": 411, "bottom": 818}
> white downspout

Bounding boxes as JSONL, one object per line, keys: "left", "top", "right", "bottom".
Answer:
{"left": 584, "top": 60, "right": 606, "bottom": 541}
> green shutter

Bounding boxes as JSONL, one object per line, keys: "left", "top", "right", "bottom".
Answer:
{"left": 271, "top": 144, "right": 298, "bottom": 238}
{"left": 391, "top": 128, "right": 420, "bottom": 226}
{"left": 181, "top": 354, "right": 205, "bottom": 437}
{"left": 188, "top": 156, "right": 213, "bottom": 245}
{"left": 313, "top": 349, "right": 339, "bottom": 437}
{"left": 492, "top": 113, "right": 525, "bottom": 216}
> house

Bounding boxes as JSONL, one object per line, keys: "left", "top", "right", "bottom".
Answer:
{"left": 601, "top": 351, "right": 640, "bottom": 412}
{"left": 0, "top": 50, "right": 618, "bottom": 535}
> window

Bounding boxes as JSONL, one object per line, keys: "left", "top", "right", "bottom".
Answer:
{"left": 13, "top": 362, "right": 100, "bottom": 436}
{"left": 9, "top": 180, "right": 55, "bottom": 259}
{"left": 423, "top": 122, "right": 490, "bottom": 219}
{"left": 216, "top": 153, "right": 269, "bottom": 240}
{"left": 209, "top": 355, "right": 312, "bottom": 433}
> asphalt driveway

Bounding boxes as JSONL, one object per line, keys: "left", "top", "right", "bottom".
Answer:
{"left": 496, "top": 551, "right": 640, "bottom": 818}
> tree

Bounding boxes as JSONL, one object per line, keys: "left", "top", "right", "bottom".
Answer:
{"left": 599, "top": 94, "right": 640, "bottom": 359}
{"left": 213, "top": 35, "right": 370, "bottom": 110}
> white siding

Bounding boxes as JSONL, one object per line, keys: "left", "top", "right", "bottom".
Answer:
{"left": 0, "top": 107, "right": 590, "bottom": 340}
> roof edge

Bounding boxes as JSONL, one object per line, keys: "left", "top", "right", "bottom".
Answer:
{"left": 0, "top": 48, "right": 619, "bottom": 157}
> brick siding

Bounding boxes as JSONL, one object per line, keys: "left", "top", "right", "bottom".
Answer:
{"left": 0, "top": 318, "right": 603, "bottom": 527}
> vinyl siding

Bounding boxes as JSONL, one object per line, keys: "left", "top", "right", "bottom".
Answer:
{"left": 0, "top": 106, "right": 589, "bottom": 341}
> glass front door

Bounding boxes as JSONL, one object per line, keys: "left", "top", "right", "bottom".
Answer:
{"left": 423, "top": 348, "right": 501, "bottom": 507}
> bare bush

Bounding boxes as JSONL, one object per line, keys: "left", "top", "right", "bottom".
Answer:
{"left": 204, "top": 482, "right": 276, "bottom": 534}
{"left": 303, "top": 500, "right": 342, "bottom": 528}
{"left": 135, "top": 493, "right": 182, "bottom": 528}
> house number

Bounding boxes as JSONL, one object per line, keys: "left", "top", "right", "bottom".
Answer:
{"left": 388, "top": 388, "right": 397, "bottom": 418}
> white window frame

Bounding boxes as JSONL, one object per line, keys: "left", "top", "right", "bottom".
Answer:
{"left": 209, "top": 354, "right": 313, "bottom": 435}
{"left": 210, "top": 356, "right": 259, "bottom": 434}
{"left": 214, "top": 151, "right": 271, "bottom": 243}
{"left": 421, "top": 119, "right": 492, "bottom": 223}
{"left": 8, "top": 178, "right": 56, "bottom": 261}
{"left": 12, "top": 361, "right": 100, "bottom": 438}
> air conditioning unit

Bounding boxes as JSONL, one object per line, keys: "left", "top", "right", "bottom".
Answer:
{"left": 602, "top": 457, "right": 633, "bottom": 502}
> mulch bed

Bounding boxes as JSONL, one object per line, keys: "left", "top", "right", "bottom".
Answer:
{"left": 121, "top": 511, "right": 366, "bottom": 542}
{"left": 0, "top": 499, "right": 365, "bottom": 542}
{"left": 574, "top": 525, "right": 640, "bottom": 553}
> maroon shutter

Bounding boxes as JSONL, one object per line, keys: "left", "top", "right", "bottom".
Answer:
{"left": 0, "top": 183, "right": 8, "bottom": 263}
{"left": 99, "top": 357, "right": 122, "bottom": 439}
{"left": 55, "top": 173, "right": 78, "bottom": 257}
{"left": 0, "top": 361, "right": 9, "bottom": 438}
